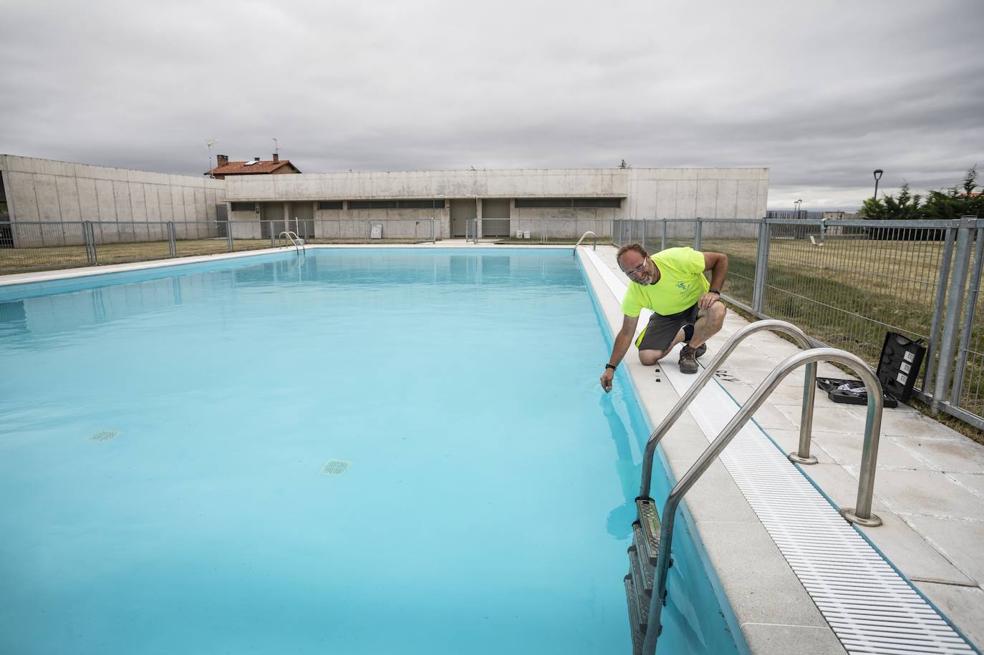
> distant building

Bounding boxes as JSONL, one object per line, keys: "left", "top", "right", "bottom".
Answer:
{"left": 207, "top": 153, "right": 301, "bottom": 179}
{"left": 0, "top": 153, "right": 769, "bottom": 246}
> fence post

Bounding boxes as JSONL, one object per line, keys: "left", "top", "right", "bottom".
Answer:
{"left": 661, "top": 219, "right": 667, "bottom": 251}
{"left": 640, "top": 219, "right": 647, "bottom": 252}
{"left": 923, "top": 226, "right": 957, "bottom": 395}
{"left": 167, "top": 222, "right": 177, "bottom": 257}
{"left": 83, "top": 221, "right": 97, "bottom": 265}
{"left": 932, "top": 217, "right": 975, "bottom": 412}
{"left": 948, "top": 219, "right": 983, "bottom": 406}
{"left": 694, "top": 217, "right": 703, "bottom": 250}
{"left": 752, "top": 218, "right": 770, "bottom": 314}
{"left": 227, "top": 221, "right": 234, "bottom": 251}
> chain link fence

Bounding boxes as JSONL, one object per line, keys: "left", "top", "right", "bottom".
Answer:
{"left": 0, "top": 218, "right": 451, "bottom": 274}
{"left": 614, "top": 216, "right": 983, "bottom": 432}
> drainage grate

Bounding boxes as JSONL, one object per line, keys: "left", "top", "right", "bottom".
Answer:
{"left": 90, "top": 430, "right": 120, "bottom": 441}
{"left": 321, "top": 459, "right": 350, "bottom": 475}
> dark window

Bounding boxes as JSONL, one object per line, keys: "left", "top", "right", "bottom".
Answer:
{"left": 396, "top": 199, "right": 444, "bottom": 209}
{"left": 347, "top": 199, "right": 444, "bottom": 210}
{"left": 348, "top": 200, "right": 397, "bottom": 209}
{"left": 574, "top": 198, "right": 621, "bottom": 208}
{"left": 317, "top": 201, "right": 344, "bottom": 210}
{"left": 230, "top": 202, "right": 255, "bottom": 212}
{"left": 515, "top": 197, "right": 622, "bottom": 208}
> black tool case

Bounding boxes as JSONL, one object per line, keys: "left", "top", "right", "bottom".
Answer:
{"left": 815, "top": 333, "right": 926, "bottom": 409}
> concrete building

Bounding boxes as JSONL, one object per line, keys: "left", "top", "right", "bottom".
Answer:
{"left": 0, "top": 154, "right": 769, "bottom": 245}
{"left": 224, "top": 167, "right": 769, "bottom": 240}
{"left": 0, "top": 154, "right": 226, "bottom": 247}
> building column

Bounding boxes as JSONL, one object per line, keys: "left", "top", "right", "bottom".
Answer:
{"left": 477, "top": 198, "right": 483, "bottom": 239}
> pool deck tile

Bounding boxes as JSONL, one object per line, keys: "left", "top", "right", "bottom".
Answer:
{"left": 913, "top": 582, "right": 984, "bottom": 649}
{"left": 740, "top": 624, "right": 848, "bottom": 655}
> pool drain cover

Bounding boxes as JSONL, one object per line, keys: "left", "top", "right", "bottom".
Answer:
{"left": 91, "top": 430, "right": 120, "bottom": 442}
{"left": 321, "top": 460, "right": 350, "bottom": 475}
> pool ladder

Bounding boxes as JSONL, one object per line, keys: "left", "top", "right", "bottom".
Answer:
{"left": 574, "top": 231, "right": 597, "bottom": 254}
{"left": 624, "top": 319, "right": 886, "bottom": 655}
{"left": 278, "top": 230, "right": 305, "bottom": 254}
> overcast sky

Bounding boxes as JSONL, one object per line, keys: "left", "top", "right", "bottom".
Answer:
{"left": 1, "top": 0, "right": 982, "bottom": 210}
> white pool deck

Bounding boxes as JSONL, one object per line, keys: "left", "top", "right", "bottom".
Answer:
{"left": 2, "top": 241, "right": 982, "bottom": 654}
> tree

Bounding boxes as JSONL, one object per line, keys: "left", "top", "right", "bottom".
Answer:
{"left": 860, "top": 167, "right": 983, "bottom": 220}
{"left": 922, "top": 166, "right": 984, "bottom": 220}
{"left": 859, "top": 183, "right": 922, "bottom": 220}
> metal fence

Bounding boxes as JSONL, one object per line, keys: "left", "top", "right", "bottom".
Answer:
{"left": 0, "top": 216, "right": 620, "bottom": 275}
{"left": 0, "top": 218, "right": 449, "bottom": 274}
{"left": 614, "top": 217, "right": 984, "bottom": 432}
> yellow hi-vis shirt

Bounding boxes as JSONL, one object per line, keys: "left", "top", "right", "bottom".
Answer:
{"left": 621, "top": 247, "right": 709, "bottom": 317}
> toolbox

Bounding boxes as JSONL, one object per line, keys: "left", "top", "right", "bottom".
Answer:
{"left": 815, "top": 332, "right": 926, "bottom": 408}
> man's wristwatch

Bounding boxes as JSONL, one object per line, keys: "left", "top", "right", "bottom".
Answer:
{"left": 605, "top": 363, "right": 617, "bottom": 371}
{"left": 708, "top": 288, "right": 721, "bottom": 295}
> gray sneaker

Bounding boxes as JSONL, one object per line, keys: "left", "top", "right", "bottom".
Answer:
{"left": 679, "top": 344, "right": 699, "bottom": 374}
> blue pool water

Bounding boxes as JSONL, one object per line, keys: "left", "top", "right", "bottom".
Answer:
{"left": 0, "top": 249, "right": 741, "bottom": 655}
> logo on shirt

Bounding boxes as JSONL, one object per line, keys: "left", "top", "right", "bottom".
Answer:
{"left": 676, "top": 281, "right": 687, "bottom": 291}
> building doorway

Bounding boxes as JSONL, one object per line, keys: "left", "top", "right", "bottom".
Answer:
{"left": 450, "top": 199, "right": 476, "bottom": 238}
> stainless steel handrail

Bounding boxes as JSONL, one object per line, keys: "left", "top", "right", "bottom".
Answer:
{"left": 277, "top": 230, "right": 304, "bottom": 253}
{"left": 464, "top": 219, "right": 479, "bottom": 244}
{"left": 574, "top": 230, "right": 597, "bottom": 255}
{"left": 642, "top": 347, "right": 884, "bottom": 654}
{"left": 639, "top": 319, "right": 818, "bottom": 499}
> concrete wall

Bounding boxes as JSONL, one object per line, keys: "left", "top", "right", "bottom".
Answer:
{"left": 0, "top": 157, "right": 769, "bottom": 245}
{"left": 0, "top": 155, "right": 227, "bottom": 246}
{"left": 224, "top": 167, "right": 768, "bottom": 240}
{"left": 225, "top": 168, "right": 629, "bottom": 202}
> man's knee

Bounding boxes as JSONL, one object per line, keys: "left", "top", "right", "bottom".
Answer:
{"left": 700, "top": 301, "right": 727, "bottom": 330}
{"left": 638, "top": 349, "right": 666, "bottom": 366}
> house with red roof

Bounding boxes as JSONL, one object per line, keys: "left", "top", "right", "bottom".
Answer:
{"left": 207, "top": 153, "right": 301, "bottom": 179}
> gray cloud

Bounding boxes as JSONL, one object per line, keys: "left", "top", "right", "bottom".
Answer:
{"left": 1, "top": 0, "right": 982, "bottom": 209}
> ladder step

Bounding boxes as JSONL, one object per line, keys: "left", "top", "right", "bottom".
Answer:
{"left": 635, "top": 498, "right": 661, "bottom": 558}
{"left": 628, "top": 545, "right": 654, "bottom": 598}
{"left": 632, "top": 521, "right": 658, "bottom": 566}
{"left": 625, "top": 575, "right": 646, "bottom": 655}
{"left": 623, "top": 574, "right": 646, "bottom": 655}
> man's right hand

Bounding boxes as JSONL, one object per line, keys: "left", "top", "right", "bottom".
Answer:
{"left": 600, "top": 368, "right": 614, "bottom": 393}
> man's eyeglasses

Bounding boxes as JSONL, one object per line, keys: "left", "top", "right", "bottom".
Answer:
{"left": 621, "top": 260, "right": 647, "bottom": 277}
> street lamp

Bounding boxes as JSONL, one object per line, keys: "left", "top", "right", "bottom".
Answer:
{"left": 794, "top": 198, "right": 802, "bottom": 219}
{"left": 872, "top": 169, "right": 883, "bottom": 200}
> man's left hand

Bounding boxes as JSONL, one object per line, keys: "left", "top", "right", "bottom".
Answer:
{"left": 698, "top": 291, "right": 720, "bottom": 310}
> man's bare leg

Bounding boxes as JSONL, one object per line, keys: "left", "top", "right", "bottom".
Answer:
{"left": 688, "top": 302, "right": 726, "bottom": 349}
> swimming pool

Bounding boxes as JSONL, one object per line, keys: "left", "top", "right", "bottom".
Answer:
{"left": 0, "top": 249, "right": 741, "bottom": 654}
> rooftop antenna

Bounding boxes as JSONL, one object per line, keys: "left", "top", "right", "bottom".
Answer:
{"left": 206, "top": 138, "right": 217, "bottom": 177}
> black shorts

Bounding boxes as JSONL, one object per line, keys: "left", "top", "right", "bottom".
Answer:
{"left": 635, "top": 304, "right": 700, "bottom": 353}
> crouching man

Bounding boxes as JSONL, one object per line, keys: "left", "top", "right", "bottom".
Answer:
{"left": 600, "top": 244, "right": 728, "bottom": 392}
